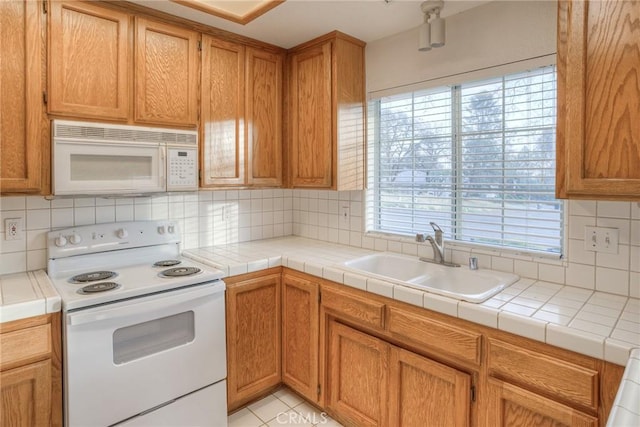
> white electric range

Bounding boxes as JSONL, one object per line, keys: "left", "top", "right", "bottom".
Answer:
{"left": 47, "top": 220, "right": 228, "bottom": 427}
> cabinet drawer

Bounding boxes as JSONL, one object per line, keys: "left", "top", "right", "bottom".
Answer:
{"left": 322, "top": 287, "right": 385, "bottom": 329}
{"left": 387, "top": 306, "right": 481, "bottom": 365}
{"left": 1, "top": 324, "right": 52, "bottom": 370}
{"left": 487, "top": 339, "right": 599, "bottom": 411}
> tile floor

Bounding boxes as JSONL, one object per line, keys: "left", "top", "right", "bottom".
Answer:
{"left": 227, "top": 388, "right": 343, "bottom": 427}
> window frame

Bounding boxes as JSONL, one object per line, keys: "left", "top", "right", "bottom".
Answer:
{"left": 366, "top": 64, "right": 565, "bottom": 258}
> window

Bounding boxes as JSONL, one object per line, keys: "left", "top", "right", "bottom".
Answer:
{"left": 368, "top": 65, "right": 562, "bottom": 254}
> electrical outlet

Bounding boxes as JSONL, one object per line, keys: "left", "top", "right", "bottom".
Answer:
{"left": 340, "top": 205, "right": 350, "bottom": 227}
{"left": 584, "top": 226, "right": 619, "bottom": 254}
{"left": 5, "top": 218, "right": 23, "bottom": 241}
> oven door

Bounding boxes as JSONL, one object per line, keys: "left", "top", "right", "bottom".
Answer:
{"left": 53, "top": 140, "right": 166, "bottom": 195}
{"left": 63, "top": 281, "right": 226, "bottom": 427}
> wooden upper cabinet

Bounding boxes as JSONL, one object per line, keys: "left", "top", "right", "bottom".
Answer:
{"left": 246, "top": 47, "right": 283, "bottom": 187}
{"left": 0, "top": 0, "right": 44, "bottom": 193}
{"left": 201, "top": 36, "right": 245, "bottom": 186}
{"left": 48, "top": 1, "right": 130, "bottom": 120}
{"left": 289, "top": 41, "right": 333, "bottom": 188}
{"left": 557, "top": 0, "right": 640, "bottom": 199}
{"left": 288, "top": 32, "right": 365, "bottom": 190}
{"left": 201, "top": 37, "right": 283, "bottom": 188}
{"left": 134, "top": 17, "right": 199, "bottom": 127}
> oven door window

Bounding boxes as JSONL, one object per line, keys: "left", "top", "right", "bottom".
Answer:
{"left": 113, "top": 311, "right": 195, "bottom": 364}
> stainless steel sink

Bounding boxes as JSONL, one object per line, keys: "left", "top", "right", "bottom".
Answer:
{"left": 340, "top": 252, "right": 519, "bottom": 303}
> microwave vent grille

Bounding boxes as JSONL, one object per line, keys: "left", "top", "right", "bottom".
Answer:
{"left": 54, "top": 121, "right": 197, "bottom": 145}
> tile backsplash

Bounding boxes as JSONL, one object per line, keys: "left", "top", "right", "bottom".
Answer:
{"left": 291, "top": 190, "right": 640, "bottom": 299}
{"left": 1, "top": 190, "right": 638, "bottom": 298}
{"left": 0, "top": 189, "right": 293, "bottom": 275}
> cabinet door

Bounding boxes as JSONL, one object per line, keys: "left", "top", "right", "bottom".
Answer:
{"left": 0, "top": 0, "right": 43, "bottom": 193}
{"left": 289, "top": 42, "right": 333, "bottom": 188}
{"left": 48, "top": 1, "right": 129, "bottom": 120}
{"left": 201, "top": 36, "right": 245, "bottom": 186}
{"left": 134, "top": 18, "right": 198, "bottom": 127}
{"left": 246, "top": 48, "right": 283, "bottom": 187}
{"left": 557, "top": 0, "right": 640, "bottom": 199}
{"left": 1, "top": 360, "right": 51, "bottom": 427}
{"left": 282, "top": 274, "right": 319, "bottom": 403}
{"left": 389, "top": 347, "right": 470, "bottom": 427}
{"left": 488, "top": 379, "right": 597, "bottom": 427}
{"left": 326, "top": 321, "right": 388, "bottom": 427}
{"left": 226, "top": 274, "right": 281, "bottom": 411}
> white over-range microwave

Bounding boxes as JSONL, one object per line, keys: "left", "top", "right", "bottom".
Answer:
{"left": 52, "top": 120, "right": 198, "bottom": 196}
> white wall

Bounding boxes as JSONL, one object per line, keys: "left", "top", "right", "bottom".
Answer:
{"left": 366, "top": 0, "right": 557, "bottom": 95}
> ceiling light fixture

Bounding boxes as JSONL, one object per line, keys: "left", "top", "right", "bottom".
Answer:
{"left": 418, "top": 0, "right": 445, "bottom": 51}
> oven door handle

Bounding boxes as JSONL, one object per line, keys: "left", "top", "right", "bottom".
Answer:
{"left": 67, "top": 282, "right": 223, "bottom": 327}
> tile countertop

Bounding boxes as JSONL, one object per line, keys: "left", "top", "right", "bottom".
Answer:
{"left": 184, "top": 236, "right": 640, "bottom": 426}
{"left": 0, "top": 270, "right": 61, "bottom": 323}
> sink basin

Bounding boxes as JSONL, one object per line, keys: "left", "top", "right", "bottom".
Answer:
{"left": 340, "top": 252, "right": 519, "bottom": 303}
{"left": 342, "top": 252, "right": 435, "bottom": 282}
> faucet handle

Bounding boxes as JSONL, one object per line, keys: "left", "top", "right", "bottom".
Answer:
{"left": 415, "top": 233, "right": 426, "bottom": 242}
{"left": 429, "top": 222, "right": 443, "bottom": 233}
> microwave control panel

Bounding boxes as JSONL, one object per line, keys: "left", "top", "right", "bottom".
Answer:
{"left": 167, "top": 147, "right": 198, "bottom": 191}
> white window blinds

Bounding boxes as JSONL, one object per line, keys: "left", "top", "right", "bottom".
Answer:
{"left": 369, "top": 65, "right": 563, "bottom": 254}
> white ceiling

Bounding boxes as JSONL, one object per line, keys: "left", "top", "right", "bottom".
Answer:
{"left": 127, "top": 0, "right": 487, "bottom": 48}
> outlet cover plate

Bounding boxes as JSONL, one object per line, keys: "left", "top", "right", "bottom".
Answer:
{"left": 5, "top": 218, "right": 23, "bottom": 241}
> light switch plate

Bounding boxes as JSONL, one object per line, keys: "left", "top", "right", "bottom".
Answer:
{"left": 584, "top": 226, "right": 619, "bottom": 254}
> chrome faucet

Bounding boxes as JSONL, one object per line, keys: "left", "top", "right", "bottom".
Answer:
{"left": 416, "top": 222, "right": 460, "bottom": 267}
{"left": 426, "top": 222, "right": 445, "bottom": 263}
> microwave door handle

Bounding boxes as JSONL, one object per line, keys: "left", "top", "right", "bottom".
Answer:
{"left": 159, "top": 145, "right": 166, "bottom": 190}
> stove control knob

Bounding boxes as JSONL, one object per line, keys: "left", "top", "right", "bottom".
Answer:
{"left": 116, "top": 228, "right": 128, "bottom": 239}
{"left": 157, "top": 226, "right": 165, "bottom": 235}
{"left": 69, "top": 233, "right": 82, "bottom": 245}
{"left": 168, "top": 225, "right": 175, "bottom": 234}
{"left": 54, "top": 235, "right": 68, "bottom": 247}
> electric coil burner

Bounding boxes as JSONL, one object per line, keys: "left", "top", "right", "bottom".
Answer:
{"left": 153, "top": 259, "right": 182, "bottom": 267}
{"left": 71, "top": 271, "right": 117, "bottom": 283}
{"left": 77, "top": 282, "right": 121, "bottom": 294}
{"left": 159, "top": 266, "right": 202, "bottom": 278}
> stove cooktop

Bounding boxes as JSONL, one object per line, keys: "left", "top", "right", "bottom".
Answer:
{"left": 51, "top": 256, "right": 224, "bottom": 311}
{"left": 47, "top": 221, "right": 225, "bottom": 311}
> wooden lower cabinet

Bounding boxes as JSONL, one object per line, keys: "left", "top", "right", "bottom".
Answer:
{"left": 326, "top": 320, "right": 471, "bottom": 427}
{"left": 326, "top": 321, "right": 389, "bottom": 427}
{"left": 226, "top": 271, "right": 282, "bottom": 411}
{"left": 281, "top": 272, "right": 319, "bottom": 403}
{"left": 225, "top": 270, "right": 623, "bottom": 426}
{"left": 389, "top": 347, "right": 470, "bottom": 427}
{"left": 0, "top": 313, "right": 61, "bottom": 427}
{"left": 1, "top": 360, "right": 51, "bottom": 427}
{"left": 487, "top": 379, "right": 597, "bottom": 427}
